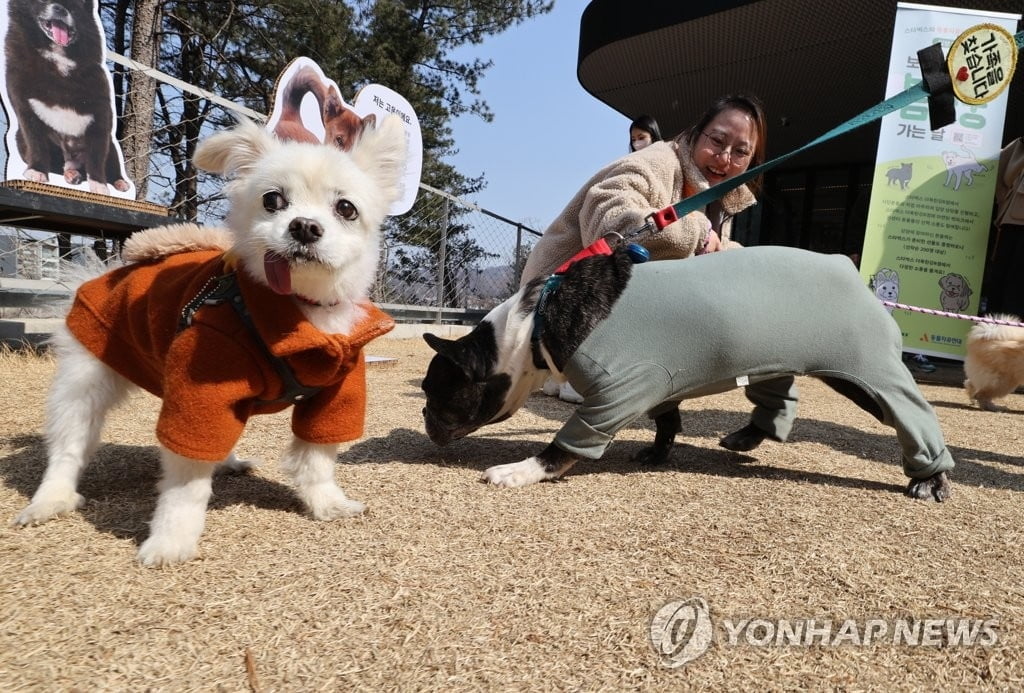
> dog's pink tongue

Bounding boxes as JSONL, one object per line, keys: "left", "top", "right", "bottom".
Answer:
{"left": 264, "top": 252, "right": 292, "bottom": 295}
{"left": 49, "top": 22, "right": 71, "bottom": 47}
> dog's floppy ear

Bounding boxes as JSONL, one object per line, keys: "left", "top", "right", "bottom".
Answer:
{"left": 424, "top": 333, "right": 460, "bottom": 360}
{"left": 423, "top": 331, "right": 497, "bottom": 382}
{"left": 423, "top": 333, "right": 478, "bottom": 379}
{"left": 350, "top": 114, "right": 406, "bottom": 203}
{"left": 194, "top": 118, "right": 277, "bottom": 177}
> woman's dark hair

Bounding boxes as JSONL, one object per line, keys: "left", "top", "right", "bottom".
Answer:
{"left": 683, "top": 94, "right": 768, "bottom": 194}
{"left": 629, "top": 114, "right": 663, "bottom": 151}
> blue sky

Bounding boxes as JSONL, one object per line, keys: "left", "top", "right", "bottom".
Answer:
{"left": 446, "top": 3, "right": 630, "bottom": 234}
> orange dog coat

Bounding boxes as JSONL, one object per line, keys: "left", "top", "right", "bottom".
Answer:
{"left": 66, "top": 249, "right": 394, "bottom": 461}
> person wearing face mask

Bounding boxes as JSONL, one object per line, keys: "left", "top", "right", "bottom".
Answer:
{"left": 524, "top": 94, "right": 792, "bottom": 452}
{"left": 629, "top": 114, "right": 662, "bottom": 152}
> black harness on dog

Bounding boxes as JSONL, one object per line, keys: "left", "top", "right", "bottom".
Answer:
{"left": 177, "top": 272, "right": 323, "bottom": 405}
{"left": 530, "top": 274, "right": 562, "bottom": 370}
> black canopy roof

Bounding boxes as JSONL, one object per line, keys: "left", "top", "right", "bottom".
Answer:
{"left": 578, "top": 0, "right": 1022, "bottom": 168}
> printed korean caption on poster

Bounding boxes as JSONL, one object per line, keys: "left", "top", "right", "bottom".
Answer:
{"left": 860, "top": 3, "right": 1020, "bottom": 360}
{"left": 266, "top": 57, "right": 422, "bottom": 215}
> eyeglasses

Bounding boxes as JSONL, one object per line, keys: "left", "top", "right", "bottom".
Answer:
{"left": 701, "top": 131, "right": 753, "bottom": 164}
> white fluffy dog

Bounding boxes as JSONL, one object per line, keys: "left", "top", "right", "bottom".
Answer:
{"left": 964, "top": 315, "right": 1024, "bottom": 411}
{"left": 14, "top": 116, "right": 406, "bottom": 566}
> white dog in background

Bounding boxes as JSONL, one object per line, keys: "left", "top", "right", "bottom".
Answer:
{"left": 14, "top": 116, "right": 406, "bottom": 566}
{"left": 964, "top": 315, "right": 1024, "bottom": 411}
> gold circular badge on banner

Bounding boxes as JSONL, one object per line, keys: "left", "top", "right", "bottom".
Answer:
{"left": 947, "top": 23, "right": 1018, "bottom": 105}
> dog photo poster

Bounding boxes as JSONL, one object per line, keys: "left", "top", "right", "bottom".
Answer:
{"left": 266, "top": 56, "right": 422, "bottom": 215}
{"left": 0, "top": 0, "right": 136, "bottom": 200}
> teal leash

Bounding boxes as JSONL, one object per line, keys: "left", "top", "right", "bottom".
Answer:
{"left": 640, "top": 29, "right": 1024, "bottom": 235}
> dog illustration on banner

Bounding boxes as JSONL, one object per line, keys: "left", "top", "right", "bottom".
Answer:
{"left": 942, "top": 146, "right": 988, "bottom": 191}
{"left": 886, "top": 162, "right": 912, "bottom": 190}
{"left": 0, "top": 0, "right": 134, "bottom": 198}
{"left": 266, "top": 57, "right": 423, "bottom": 215}
{"left": 869, "top": 268, "right": 900, "bottom": 313}
{"left": 938, "top": 272, "right": 973, "bottom": 312}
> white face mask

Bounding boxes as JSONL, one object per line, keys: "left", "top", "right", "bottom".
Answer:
{"left": 632, "top": 137, "right": 651, "bottom": 151}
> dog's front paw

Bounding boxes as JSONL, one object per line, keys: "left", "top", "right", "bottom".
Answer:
{"left": 63, "top": 168, "right": 84, "bottom": 186}
{"left": 23, "top": 168, "right": 48, "bottom": 183}
{"left": 14, "top": 489, "right": 85, "bottom": 526}
{"left": 303, "top": 484, "right": 366, "bottom": 520}
{"left": 906, "top": 471, "right": 952, "bottom": 502}
{"left": 137, "top": 533, "right": 200, "bottom": 567}
{"left": 482, "top": 459, "right": 547, "bottom": 488}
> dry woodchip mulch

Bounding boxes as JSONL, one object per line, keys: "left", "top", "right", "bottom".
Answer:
{"left": 1, "top": 338, "right": 1022, "bottom": 691}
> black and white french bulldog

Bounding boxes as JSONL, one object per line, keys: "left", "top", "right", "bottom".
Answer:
{"left": 421, "top": 245, "right": 953, "bottom": 502}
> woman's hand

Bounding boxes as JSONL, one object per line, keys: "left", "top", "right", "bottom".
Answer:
{"left": 695, "top": 227, "right": 722, "bottom": 255}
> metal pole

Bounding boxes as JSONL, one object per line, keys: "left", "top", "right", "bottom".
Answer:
{"left": 436, "top": 197, "right": 449, "bottom": 324}
{"left": 515, "top": 223, "right": 523, "bottom": 286}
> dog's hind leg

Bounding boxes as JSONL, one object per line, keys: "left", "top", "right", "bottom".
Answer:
{"left": 138, "top": 450, "right": 216, "bottom": 566}
{"left": 819, "top": 372, "right": 953, "bottom": 502}
{"left": 964, "top": 377, "right": 1010, "bottom": 412}
{"left": 482, "top": 443, "right": 578, "bottom": 488}
{"left": 15, "top": 331, "right": 131, "bottom": 526}
{"left": 634, "top": 407, "right": 681, "bottom": 465}
{"left": 280, "top": 439, "right": 365, "bottom": 520}
{"left": 907, "top": 472, "right": 952, "bottom": 502}
{"left": 976, "top": 397, "right": 1007, "bottom": 412}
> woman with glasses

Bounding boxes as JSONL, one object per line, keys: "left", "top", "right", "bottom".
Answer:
{"left": 520, "top": 94, "right": 767, "bottom": 284}
{"left": 521, "top": 94, "right": 793, "bottom": 453}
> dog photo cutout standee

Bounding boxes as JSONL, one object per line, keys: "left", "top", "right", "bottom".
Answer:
{"left": 0, "top": 0, "right": 136, "bottom": 199}
{"left": 265, "top": 56, "right": 422, "bottom": 215}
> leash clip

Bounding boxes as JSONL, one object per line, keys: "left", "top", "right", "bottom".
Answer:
{"left": 648, "top": 206, "right": 679, "bottom": 232}
{"left": 601, "top": 232, "right": 649, "bottom": 262}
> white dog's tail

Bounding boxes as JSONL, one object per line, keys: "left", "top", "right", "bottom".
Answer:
{"left": 122, "top": 223, "right": 233, "bottom": 264}
{"left": 969, "top": 315, "right": 1024, "bottom": 342}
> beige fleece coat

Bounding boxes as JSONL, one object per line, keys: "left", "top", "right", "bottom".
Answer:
{"left": 519, "top": 137, "right": 758, "bottom": 285}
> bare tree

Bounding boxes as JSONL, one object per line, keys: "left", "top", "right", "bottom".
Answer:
{"left": 120, "top": 0, "right": 163, "bottom": 197}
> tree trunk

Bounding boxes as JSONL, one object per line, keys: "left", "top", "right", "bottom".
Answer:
{"left": 121, "top": 0, "right": 162, "bottom": 200}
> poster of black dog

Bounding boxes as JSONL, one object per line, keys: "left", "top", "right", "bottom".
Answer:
{"left": 0, "top": 0, "right": 134, "bottom": 198}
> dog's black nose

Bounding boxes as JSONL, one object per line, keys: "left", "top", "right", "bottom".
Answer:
{"left": 288, "top": 217, "right": 323, "bottom": 244}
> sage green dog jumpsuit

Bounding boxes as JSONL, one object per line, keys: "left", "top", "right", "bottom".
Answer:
{"left": 556, "top": 246, "right": 955, "bottom": 480}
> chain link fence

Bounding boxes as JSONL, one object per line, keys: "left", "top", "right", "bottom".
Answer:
{"left": 0, "top": 53, "right": 540, "bottom": 322}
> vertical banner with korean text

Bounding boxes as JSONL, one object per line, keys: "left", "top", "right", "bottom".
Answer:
{"left": 860, "top": 3, "right": 1020, "bottom": 360}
